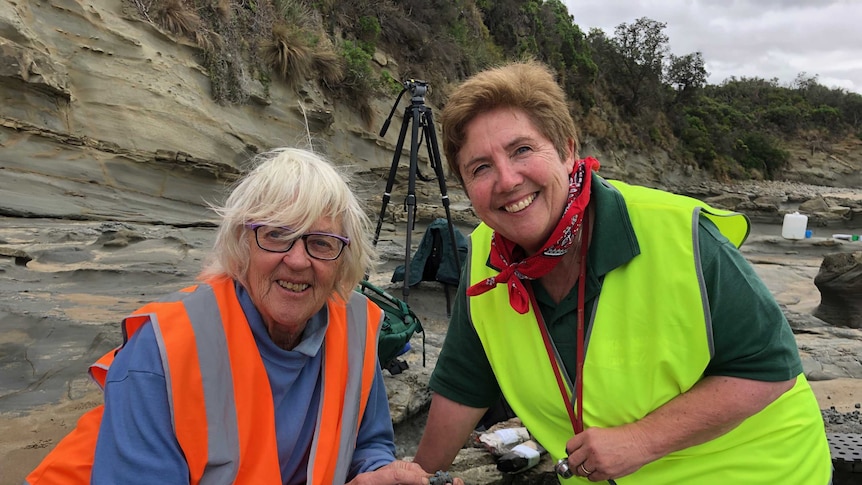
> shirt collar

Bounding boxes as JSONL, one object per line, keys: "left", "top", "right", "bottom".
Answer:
{"left": 587, "top": 173, "right": 640, "bottom": 278}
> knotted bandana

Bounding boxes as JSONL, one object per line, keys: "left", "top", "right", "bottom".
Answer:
{"left": 466, "top": 157, "right": 600, "bottom": 313}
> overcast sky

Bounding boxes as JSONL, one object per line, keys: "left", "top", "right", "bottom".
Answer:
{"left": 563, "top": 0, "right": 862, "bottom": 94}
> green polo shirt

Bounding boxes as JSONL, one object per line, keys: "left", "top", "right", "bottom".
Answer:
{"left": 429, "top": 174, "right": 803, "bottom": 409}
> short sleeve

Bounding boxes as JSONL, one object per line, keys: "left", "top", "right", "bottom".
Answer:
{"left": 699, "top": 218, "right": 803, "bottom": 381}
{"left": 428, "top": 279, "right": 502, "bottom": 408}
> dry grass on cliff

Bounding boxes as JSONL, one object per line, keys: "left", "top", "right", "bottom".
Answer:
{"left": 133, "top": 0, "right": 348, "bottom": 102}
{"left": 153, "top": 0, "right": 201, "bottom": 38}
{"left": 263, "top": 23, "right": 345, "bottom": 89}
{"left": 263, "top": 24, "right": 314, "bottom": 88}
{"left": 125, "top": 0, "right": 490, "bottom": 123}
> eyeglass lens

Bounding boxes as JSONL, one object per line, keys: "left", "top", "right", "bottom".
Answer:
{"left": 254, "top": 226, "right": 345, "bottom": 260}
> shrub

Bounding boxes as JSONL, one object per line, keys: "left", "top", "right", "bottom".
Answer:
{"left": 763, "top": 104, "right": 802, "bottom": 133}
{"left": 810, "top": 105, "right": 842, "bottom": 131}
{"left": 733, "top": 133, "right": 789, "bottom": 179}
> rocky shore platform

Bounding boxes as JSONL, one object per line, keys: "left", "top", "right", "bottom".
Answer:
{"left": 2, "top": 178, "right": 862, "bottom": 484}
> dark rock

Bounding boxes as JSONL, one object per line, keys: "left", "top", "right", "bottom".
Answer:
{"left": 814, "top": 252, "right": 862, "bottom": 328}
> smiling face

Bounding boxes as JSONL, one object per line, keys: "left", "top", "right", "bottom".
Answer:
{"left": 458, "top": 107, "right": 576, "bottom": 254}
{"left": 244, "top": 217, "right": 344, "bottom": 344}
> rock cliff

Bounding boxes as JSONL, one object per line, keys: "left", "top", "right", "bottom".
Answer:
{"left": 3, "top": 1, "right": 861, "bottom": 225}
{"left": 1, "top": 0, "right": 472, "bottom": 228}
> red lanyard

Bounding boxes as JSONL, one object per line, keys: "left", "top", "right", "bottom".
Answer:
{"left": 528, "top": 216, "right": 589, "bottom": 435}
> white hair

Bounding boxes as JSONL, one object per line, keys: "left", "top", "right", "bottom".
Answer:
{"left": 199, "top": 148, "right": 377, "bottom": 299}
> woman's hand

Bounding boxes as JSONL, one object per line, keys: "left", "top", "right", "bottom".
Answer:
{"left": 346, "top": 460, "right": 465, "bottom": 485}
{"left": 562, "top": 425, "right": 653, "bottom": 481}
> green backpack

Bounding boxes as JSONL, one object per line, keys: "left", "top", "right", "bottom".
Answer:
{"left": 356, "top": 280, "right": 424, "bottom": 375}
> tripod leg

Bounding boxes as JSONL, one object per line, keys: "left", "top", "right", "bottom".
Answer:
{"left": 401, "top": 104, "right": 423, "bottom": 303}
{"left": 423, "top": 108, "right": 463, "bottom": 315}
{"left": 373, "top": 109, "right": 412, "bottom": 249}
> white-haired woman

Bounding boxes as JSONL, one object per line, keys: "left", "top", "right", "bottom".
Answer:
{"left": 27, "top": 148, "right": 452, "bottom": 485}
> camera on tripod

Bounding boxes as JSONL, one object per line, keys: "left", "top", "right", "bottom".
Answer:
{"left": 403, "top": 79, "right": 429, "bottom": 101}
{"left": 371, "top": 76, "right": 461, "bottom": 312}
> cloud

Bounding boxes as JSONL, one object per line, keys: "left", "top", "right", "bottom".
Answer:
{"left": 564, "top": 0, "right": 862, "bottom": 93}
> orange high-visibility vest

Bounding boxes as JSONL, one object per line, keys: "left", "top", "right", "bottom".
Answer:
{"left": 25, "top": 277, "right": 382, "bottom": 484}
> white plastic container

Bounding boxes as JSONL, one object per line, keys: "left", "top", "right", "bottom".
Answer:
{"left": 782, "top": 212, "right": 808, "bottom": 240}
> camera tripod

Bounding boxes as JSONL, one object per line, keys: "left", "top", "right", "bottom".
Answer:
{"left": 373, "top": 79, "right": 461, "bottom": 309}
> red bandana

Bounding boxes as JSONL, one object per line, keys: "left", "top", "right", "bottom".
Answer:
{"left": 466, "top": 157, "right": 600, "bottom": 314}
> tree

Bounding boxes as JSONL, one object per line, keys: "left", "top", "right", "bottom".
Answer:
{"left": 843, "top": 93, "right": 862, "bottom": 129}
{"left": 481, "top": 0, "right": 537, "bottom": 57}
{"left": 594, "top": 17, "right": 669, "bottom": 115}
{"left": 533, "top": 0, "right": 597, "bottom": 108}
{"left": 665, "top": 52, "right": 707, "bottom": 102}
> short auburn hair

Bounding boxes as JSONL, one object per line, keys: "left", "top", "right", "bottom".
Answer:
{"left": 440, "top": 59, "right": 579, "bottom": 184}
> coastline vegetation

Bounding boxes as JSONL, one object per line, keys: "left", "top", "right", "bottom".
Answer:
{"left": 130, "top": 0, "right": 862, "bottom": 181}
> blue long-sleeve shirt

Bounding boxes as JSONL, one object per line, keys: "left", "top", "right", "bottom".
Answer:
{"left": 92, "top": 282, "right": 396, "bottom": 484}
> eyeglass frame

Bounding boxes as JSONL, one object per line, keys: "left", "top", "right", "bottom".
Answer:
{"left": 246, "top": 223, "right": 350, "bottom": 261}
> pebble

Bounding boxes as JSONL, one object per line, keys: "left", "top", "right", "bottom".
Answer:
{"left": 821, "top": 407, "right": 862, "bottom": 433}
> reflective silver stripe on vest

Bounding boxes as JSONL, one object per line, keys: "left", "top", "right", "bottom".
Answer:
{"left": 465, "top": 238, "right": 476, "bottom": 327}
{"left": 691, "top": 207, "right": 715, "bottom": 358}
{"left": 307, "top": 292, "right": 372, "bottom": 484}
{"left": 150, "top": 284, "right": 240, "bottom": 484}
